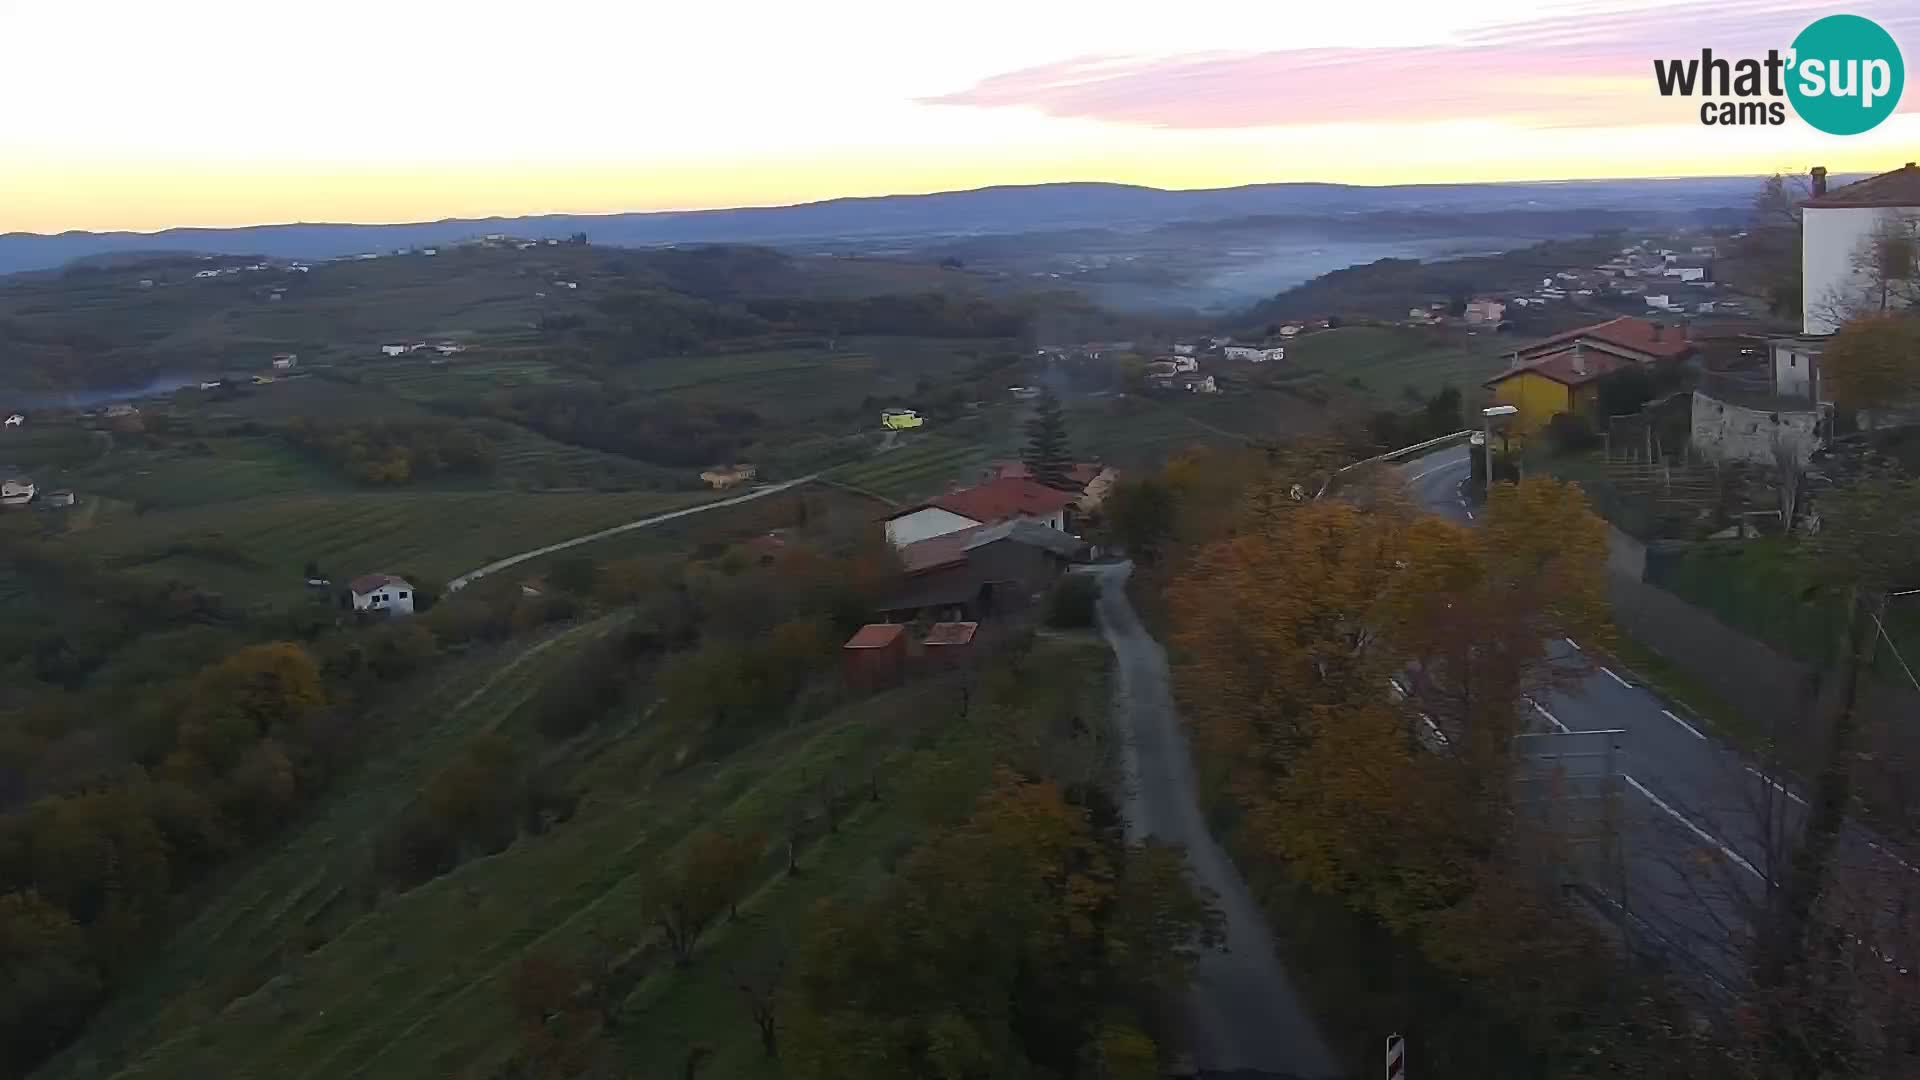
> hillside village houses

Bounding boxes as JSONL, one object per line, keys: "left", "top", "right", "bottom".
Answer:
{"left": 882, "top": 475, "right": 1081, "bottom": 547}
{"left": 1485, "top": 316, "right": 1696, "bottom": 435}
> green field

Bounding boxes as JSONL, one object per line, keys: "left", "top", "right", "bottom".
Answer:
{"left": 1281, "top": 325, "right": 1511, "bottom": 403}
{"left": 67, "top": 488, "right": 711, "bottom": 599}
{"left": 35, "top": 624, "right": 1112, "bottom": 1080}
{"left": 825, "top": 433, "right": 992, "bottom": 503}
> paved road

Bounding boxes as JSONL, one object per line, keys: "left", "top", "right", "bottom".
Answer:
{"left": 445, "top": 473, "right": 820, "bottom": 591}
{"left": 1084, "top": 562, "right": 1340, "bottom": 1078}
{"left": 1399, "top": 448, "right": 1911, "bottom": 991}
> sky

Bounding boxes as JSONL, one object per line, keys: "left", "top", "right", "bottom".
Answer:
{"left": 2, "top": 0, "right": 1917, "bottom": 234}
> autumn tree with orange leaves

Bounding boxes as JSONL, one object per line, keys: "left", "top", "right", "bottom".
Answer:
{"left": 1168, "top": 478, "right": 1608, "bottom": 931}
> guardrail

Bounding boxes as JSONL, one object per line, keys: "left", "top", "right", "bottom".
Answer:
{"left": 1317, "top": 429, "right": 1474, "bottom": 498}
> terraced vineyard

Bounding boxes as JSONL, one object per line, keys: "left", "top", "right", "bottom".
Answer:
{"left": 825, "top": 434, "right": 993, "bottom": 503}
{"left": 366, "top": 355, "right": 576, "bottom": 405}
{"left": 72, "top": 438, "right": 346, "bottom": 510}
{"left": 68, "top": 488, "right": 711, "bottom": 598}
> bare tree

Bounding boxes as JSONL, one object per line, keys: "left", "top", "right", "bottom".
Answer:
{"left": 1811, "top": 215, "right": 1920, "bottom": 331}
{"left": 730, "top": 937, "right": 788, "bottom": 1060}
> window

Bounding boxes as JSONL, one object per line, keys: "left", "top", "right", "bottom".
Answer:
{"left": 1790, "top": 355, "right": 1798, "bottom": 368}
{"left": 398, "top": 591, "right": 409, "bottom": 599}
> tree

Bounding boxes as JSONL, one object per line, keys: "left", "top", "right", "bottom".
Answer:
{"left": 509, "top": 949, "right": 602, "bottom": 1079}
{"left": 0, "top": 891, "right": 102, "bottom": 1075}
{"left": 1819, "top": 313, "right": 1920, "bottom": 410}
{"left": 1022, "top": 388, "right": 1074, "bottom": 490}
{"left": 1103, "top": 477, "right": 1177, "bottom": 563}
{"left": 731, "top": 939, "right": 787, "bottom": 1059}
{"left": 1813, "top": 217, "right": 1920, "bottom": 330}
{"left": 647, "top": 831, "right": 763, "bottom": 966}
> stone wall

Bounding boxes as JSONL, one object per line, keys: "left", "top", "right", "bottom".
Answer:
{"left": 1690, "top": 390, "right": 1818, "bottom": 467}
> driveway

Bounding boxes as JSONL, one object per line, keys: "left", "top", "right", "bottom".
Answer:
{"left": 445, "top": 473, "right": 820, "bottom": 591}
{"left": 1082, "top": 562, "right": 1340, "bottom": 1078}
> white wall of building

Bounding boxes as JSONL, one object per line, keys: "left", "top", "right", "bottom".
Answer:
{"left": 1770, "top": 341, "right": 1820, "bottom": 400}
{"left": 1804, "top": 205, "right": 1920, "bottom": 334}
{"left": 884, "top": 507, "right": 982, "bottom": 547}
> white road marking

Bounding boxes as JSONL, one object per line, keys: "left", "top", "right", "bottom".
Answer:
{"left": 1526, "top": 697, "right": 1570, "bottom": 734}
{"left": 1866, "top": 840, "right": 1920, "bottom": 876}
{"left": 1744, "top": 767, "right": 1808, "bottom": 807}
{"left": 1601, "top": 666, "right": 1633, "bottom": 689}
{"left": 1564, "top": 637, "right": 1582, "bottom": 651}
{"left": 1408, "top": 456, "right": 1470, "bottom": 484}
{"left": 1660, "top": 708, "right": 1708, "bottom": 741}
{"left": 1624, "top": 775, "right": 1762, "bottom": 880}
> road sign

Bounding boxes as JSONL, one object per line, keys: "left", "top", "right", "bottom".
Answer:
{"left": 1386, "top": 1033, "right": 1405, "bottom": 1078}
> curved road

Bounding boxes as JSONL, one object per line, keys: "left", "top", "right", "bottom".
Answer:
{"left": 1083, "top": 562, "right": 1339, "bottom": 1079}
{"left": 1400, "top": 447, "right": 1909, "bottom": 991}
{"left": 445, "top": 473, "right": 820, "bottom": 592}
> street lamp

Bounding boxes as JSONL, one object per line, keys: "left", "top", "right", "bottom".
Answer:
{"left": 1482, "top": 405, "right": 1518, "bottom": 497}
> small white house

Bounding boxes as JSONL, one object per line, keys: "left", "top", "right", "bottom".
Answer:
{"left": 1171, "top": 343, "right": 1196, "bottom": 356}
{"left": 349, "top": 573, "right": 416, "bottom": 616}
{"left": 1223, "top": 346, "right": 1284, "bottom": 363}
{"left": 380, "top": 344, "right": 408, "bottom": 357}
{"left": 1, "top": 477, "right": 36, "bottom": 507}
{"left": 4, "top": 414, "right": 22, "bottom": 428}
{"left": 270, "top": 353, "right": 298, "bottom": 370}
{"left": 194, "top": 269, "right": 220, "bottom": 279}
{"left": 1277, "top": 324, "right": 1301, "bottom": 338}
{"left": 1665, "top": 267, "right": 1706, "bottom": 282}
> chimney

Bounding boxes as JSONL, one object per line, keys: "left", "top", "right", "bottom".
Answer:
{"left": 1811, "top": 165, "right": 1828, "bottom": 196}
{"left": 1571, "top": 342, "right": 1587, "bottom": 376}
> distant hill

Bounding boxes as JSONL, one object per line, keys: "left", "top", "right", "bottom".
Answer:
{"left": 0, "top": 176, "right": 1775, "bottom": 275}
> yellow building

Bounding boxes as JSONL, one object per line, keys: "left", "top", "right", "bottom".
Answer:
{"left": 1483, "top": 344, "right": 1628, "bottom": 435}
{"left": 881, "top": 408, "right": 924, "bottom": 430}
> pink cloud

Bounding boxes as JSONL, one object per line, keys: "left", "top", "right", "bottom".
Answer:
{"left": 923, "top": 0, "right": 1918, "bottom": 129}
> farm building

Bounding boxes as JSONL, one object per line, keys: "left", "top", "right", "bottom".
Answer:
{"left": 270, "top": 353, "right": 299, "bottom": 370}
{"left": 700, "top": 464, "right": 758, "bottom": 490}
{"left": 882, "top": 476, "right": 1078, "bottom": 547}
{"left": 881, "top": 408, "right": 925, "bottom": 431}
{"left": 1, "top": 475, "right": 36, "bottom": 508}
{"left": 884, "top": 518, "right": 1085, "bottom": 621}
{"left": 349, "top": 573, "right": 416, "bottom": 617}
{"left": 842, "top": 623, "right": 907, "bottom": 690}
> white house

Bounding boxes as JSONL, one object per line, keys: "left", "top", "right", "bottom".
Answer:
{"left": 1171, "top": 343, "right": 1196, "bottom": 356}
{"left": 4, "top": 414, "right": 22, "bottom": 428}
{"left": 270, "top": 353, "right": 298, "bottom": 370}
{"left": 1664, "top": 267, "right": 1706, "bottom": 282}
{"left": 1768, "top": 334, "right": 1827, "bottom": 402}
{"left": 1465, "top": 298, "right": 1506, "bottom": 323}
{"left": 1277, "top": 324, "right": 1301, "bottom": 338}
{"left": 194, "top": 269, "right": 220, "bottom": 279}
{"left": 349, "top": 573, "right": 416, "bottom": 616}
{"left": 380, "top": 344, "right": 408, "bottom": 357}
{"left": 1, "top": 477, "right": 36, "bottom": 507}
{"left": 1802, "top": 162, "right": 1920, "bottom": 334}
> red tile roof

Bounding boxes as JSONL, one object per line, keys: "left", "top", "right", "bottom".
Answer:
{"left": 1802, "top": 162, "right": 1920, "bottom": 208}
{"left": 348, "top": 573, "right": 407, "bottom": 595}
{"left": 1486, "top": 345, "right": 1630, "bottom": 389}
{"left": 843, "top": 623, "right": 906, "bottom": 649}
{"left": 916, "top": 476, "right": 1078, "bottom": 524}
{"left": 1519, "top": 316, "right": 1693, "bottom": 361}
{"left": 923, "top": 621, "right": 978, "bottom": 647}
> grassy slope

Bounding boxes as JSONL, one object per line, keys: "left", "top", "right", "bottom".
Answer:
{"left": 38, "top": 630, "right": 1112, "bottom": 1080}
{"left": 1281, "top": 325, "right": 1511, "bottom": 404}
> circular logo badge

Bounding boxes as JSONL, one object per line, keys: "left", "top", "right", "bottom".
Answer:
{"left": 1787, "top": 15, "right": 1905, "bottom": 135}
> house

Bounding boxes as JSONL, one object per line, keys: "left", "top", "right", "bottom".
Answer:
{"left": 104, "top": 403, "right": 138, "bottom": 418}
{"left": 3, "top": 414, "right": 21, "bottom": 428}
{"left": 42, "top": 490, "right": 76, "bottom": 508}
{"left": 1465, "top": 298, "right": 1506, "bottom": 323}
{"left": 1644, "top": 294, "right": 1675, "bottom": 311}
{"left": 881, "top": 408, "right": 924, "bottom": 431}
{"left": 199, "top": 381, "right": 224, "bottom": 390}
{"left": 1801, "top": 162, "right": 1920, "bottom": 334}
{"left": 1484, "top": 343, "right": 1630, "bottom": 434}
{"left": 1172, "top": 343, "right": 1197, "bottom": 356}
{"left": 193, "top": 269, "right": 220, "bottom": 279}
{"left": 1664, "top": 266, "right": 1707, "bottom": 283}
{"left": 885, "top": 518, "right": 1086, "bottom": 620}
{"left": 882, "top": 476, "right": 1079, "bottom": 547}
{"left": 433, "top": 342, "right": 464, "bottom": 355}
{"left": 842, "top": 623, "right": 907, "bottom": 690}
{"left": 699, "top": 463, "right": 758, "bottom": 490}
{"left": 1512, "top": 316, "right": 1695, "bottom": 367}
{"left": 380, "top": 344, "right": 408, "bottom": 357}
{"left": 1277, "top": 324, "right": 1302, "bottom": 337}
{"left": 1, "top": 476, "right": 35, "bottom": 507}
{"left": 270, "top": 353, "right": 298, "bottom": 370}
{"left": 349, "top": 574, "right": 416, "bottom": 616}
